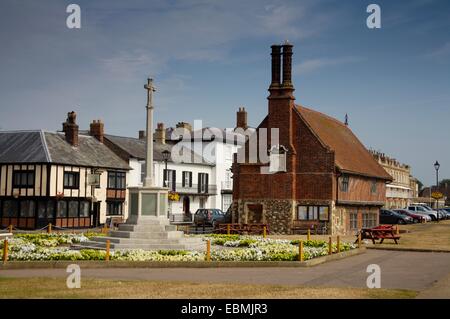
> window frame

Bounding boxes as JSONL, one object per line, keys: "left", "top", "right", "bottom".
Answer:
{"left": 198, "top": 173, "right": 209, "bottom": 194}
{"left": 182, "top": 171, "right": 192, "bottom": 188}
{"left": 340, "top": 175, "right": 350, "bottom": 192}
{"left": 12, "top": 170, "right": 35, "bottom": 188}
{"left": 107, "top": 171, "right": 126, "bottom": 190}
{"left": 296, "top": 205, "right": 329, "bottom": 221}
{"left": 63, "top": 172, "right": 80, "bottom": 189}
{"left": 106, "top": 201, "right": 124, "bottom": 216}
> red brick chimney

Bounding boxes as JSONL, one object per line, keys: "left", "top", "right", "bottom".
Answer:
{"left": 155, "top": 122, "right": 166, "bottom": 144}
{"left": 138, "top": 130, "right": 146, "bottom": 140}
{"left": 63, "top": 111, "right": 79, "bottom": 147}
{"left": 236, "top": 107, "right": 248, "bottom": 130}
{"left": 267, "top": 42, "right": 296, "bottom": 170}
{"left": 89, "top": 119, "right": 104, "bottom": 143}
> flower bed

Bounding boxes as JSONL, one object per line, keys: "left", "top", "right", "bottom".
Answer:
{"left": 0, "top": 233, "right": 357, "bottom": 262}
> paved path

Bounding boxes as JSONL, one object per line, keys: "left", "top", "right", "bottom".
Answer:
{"left": 2, "top": 250, "right": 450, "bottom": 292}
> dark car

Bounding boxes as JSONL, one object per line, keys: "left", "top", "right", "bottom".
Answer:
{"left": 380, "top": 209, "right": 413, "bottom": 225}
{"left": 393, "top": 209, "right": 424, "bottom": 223}
{"left": 193, "top": 209, "right": 228, "bottom": 227}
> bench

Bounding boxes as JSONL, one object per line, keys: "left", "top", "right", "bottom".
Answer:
{"left": 291, "top": 221, "right": 319, "bottom": 235}
{"left": 106, "top": 217, "right": 125, "bottom": 229}
{"left": 356, "top": 225, "right": 400, "bottom": 244}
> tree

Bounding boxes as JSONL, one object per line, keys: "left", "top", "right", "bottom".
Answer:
{"left": 416, "top": 179, "right": 424, "bottom": 192}
{"left": 439, "top": 179, "right": 450, "bottom": 189}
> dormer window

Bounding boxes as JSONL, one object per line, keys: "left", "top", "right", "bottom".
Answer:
{"left": 269, "top": 145, "right": 287, "bottom": 173}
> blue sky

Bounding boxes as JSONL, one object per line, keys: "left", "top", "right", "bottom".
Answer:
{"left": 0, "top": 0, "right": 449, "bottom": 186}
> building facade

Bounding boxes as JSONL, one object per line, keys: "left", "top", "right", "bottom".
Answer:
{"left": 0, "top": 112, "right": 130, "bottom": 229}
{"left": 371, "top": 151, "right": 415, "bottom": 209}
{"left": 232, "top": 44, "right": 392, "bottom": 235}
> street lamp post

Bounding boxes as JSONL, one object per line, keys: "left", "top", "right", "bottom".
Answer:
{"left": 162, "top": 149, "right": 171, "bottom": 219}
{"left": 162, "top": 150, "right": 170, "bottom": 187}
{"left": 434, "top": 160, "right": 440, "bottom": 222}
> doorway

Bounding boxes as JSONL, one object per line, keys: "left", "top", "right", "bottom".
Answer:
{"left": 183, "top": 196, "right": 190, "bottom": 215}
{"left": 92, "top": 202, "right": 100, "bottom": 227}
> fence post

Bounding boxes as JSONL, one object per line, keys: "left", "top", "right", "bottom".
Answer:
{"left": 227, "top": 224, "right": 231, "bottom": 235}
{"left": 358, "top": 232, "right": 362, "bottom": 248}
{"left": 263, "top": 226, "right": 267, "bottom": 239}
{"left": 47, "top": 223, "right": 52, "bottom": 234}
{"left": 337, "top": 235, "right": 340, "bottom": 253}
{"left": 206, "top": 240, "right": 211, "bottom": 262}
{"left": 105, "top": 240, "right": 110, "bottom": 261}
{"left": 8, "top": 225, "right": 13, "bottom": 234}
{"left": 328, "top": 237, "right": 332, "bottom": 255}
{"left": 2, "top": 239, "right": 8, "bottom": 264}
{"left": 299, "top": 240, "right": 304, "bottom": 262}
{"left": 307, "top": 228, "right": 311, "bottom": 241}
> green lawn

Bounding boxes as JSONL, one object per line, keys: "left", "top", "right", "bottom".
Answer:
{"left": 0, "top": 277, "right": 417, "bottom": 299}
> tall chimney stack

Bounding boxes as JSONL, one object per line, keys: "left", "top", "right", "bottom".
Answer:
{"left": 236, "top": 107, "right": 248, "bottom": 130}
{"left": 154, "top": 122, "right": 166, "bottom": 144}
{"left": 270, "top": 45, "right": 282, "bottom": 89}
{"left": 89, "top": 119, "right": 104, "bottom": 143}
{"left": 282, "top": 41, "right": 294, "bottom": 89}
{"left": 63, "top": 111, "right": 79, "bottom": 147}
{"left": 139, "top": 130, "right": 146, "bottom": 140}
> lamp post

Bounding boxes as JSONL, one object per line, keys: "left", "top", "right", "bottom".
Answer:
{"left": 434, "top": 161, "right": 440, "bottom": 222}
{"left": 162, "top": 150, "right": 170, "bottom": 187}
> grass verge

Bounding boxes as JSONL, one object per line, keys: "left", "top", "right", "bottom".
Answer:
{"left": 0, "top": 277, "right": 417, "bottom": 299}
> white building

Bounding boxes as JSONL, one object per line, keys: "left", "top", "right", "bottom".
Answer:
{"left": 102, "top": 109, "right": 249, "bottom": 219}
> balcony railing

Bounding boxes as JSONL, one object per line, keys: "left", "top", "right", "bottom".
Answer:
{"left": 168, "top": 183, "right": 217, "bottom": 195}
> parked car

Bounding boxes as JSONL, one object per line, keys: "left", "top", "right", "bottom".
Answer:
{"left": 380, "top": 209, "right": 413, "bottom": 224}
{"left": 393, "top": 209, "right": 427, "bottom": 223}
{"left": 407, "top": 205, "right": 438, "bottom": 221}
{"left": 438, "top": 209, "right": 450, "bottom": 220}
{"left": 193, "top": 209, "right": 228, "bottom": 227}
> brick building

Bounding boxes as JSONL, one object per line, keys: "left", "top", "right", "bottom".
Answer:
{"left": 232, "top": 43, "right": 392, "bottom": 235}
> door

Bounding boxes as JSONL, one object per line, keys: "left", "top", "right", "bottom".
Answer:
{"left": 36, "top": 200, "right": 55, "bottom": 229}
{"left": 183, "top": 196, "right": 190, "bottom": 215}
{"left": 92, "top": 202, "right": 100, "bottom": 227}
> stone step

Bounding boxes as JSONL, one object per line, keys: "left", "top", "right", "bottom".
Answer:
{"left": 89, "top": 236, "right": 181, "bottom": 245}
{"left": 109, "top": 230, "right": 183, "bottom": 239}
{"left": 74, "top": 242, "right": 191, "bottom": 251}
{"left": 118, "top": 224, "right": 177, "bottom": 232}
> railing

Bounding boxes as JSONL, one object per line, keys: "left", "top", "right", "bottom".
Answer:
{"left": 171, "top": 183, "right": 217, "bottom": 195}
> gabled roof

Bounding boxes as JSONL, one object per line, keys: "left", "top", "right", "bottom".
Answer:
{"left": 0, "top": 130, "right": 130, "bottom": 170}
{"left": 295, "top": 106, "right": 392, "bottom": 180}
{"left": 0, "top": 131, "right": 50, "bottom": 163}
{"left": 104, "top": 134, "right": 214, "bottom": 166}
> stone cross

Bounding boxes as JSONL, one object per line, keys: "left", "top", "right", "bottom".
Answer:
{"left": 144, "top": 78, "right": 156, "bottom": 187}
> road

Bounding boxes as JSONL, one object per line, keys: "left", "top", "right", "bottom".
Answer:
{"left": 2, "top": 250, "right": 450, "bottom": 293}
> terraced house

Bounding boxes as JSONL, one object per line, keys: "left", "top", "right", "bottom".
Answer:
{"left": 232, "top": 43, "right": 392, "bottom": 235}
{"left": 0, "top": 112, "right": 130, "bottom": 230}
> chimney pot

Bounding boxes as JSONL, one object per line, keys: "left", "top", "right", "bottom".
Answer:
{"left": 89, "top": 119, "right": 104, "bottom": 143}
{"left": 270, "top": 44, "right": 282, "bottom": 89}
{"left": 236, "top": 107, "right": 248, "bottom": 130}
{"left": 64, "top": 111, "right": 79, "bottom": 147}
{"left": 155, "top": 122, "right": 166, "bottom": 144}
{"left": 282, "top": 43, "right": 294, "bottom": 88}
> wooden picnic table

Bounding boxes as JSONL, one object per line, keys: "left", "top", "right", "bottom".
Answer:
{"left": 355, "top": 225, "right": 401, "bottom": 245}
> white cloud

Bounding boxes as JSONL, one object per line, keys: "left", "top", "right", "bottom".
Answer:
{"left": 293, "top": 56, "right": 364, "bottom": 74}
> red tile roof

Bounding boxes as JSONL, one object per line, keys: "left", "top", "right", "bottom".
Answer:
{"left": 296, "top": 105, "right": 392, "bottom": 180}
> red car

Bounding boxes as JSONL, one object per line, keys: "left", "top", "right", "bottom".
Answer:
{"left": 393, "top": 209, "right": 424, "bottom": 223}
